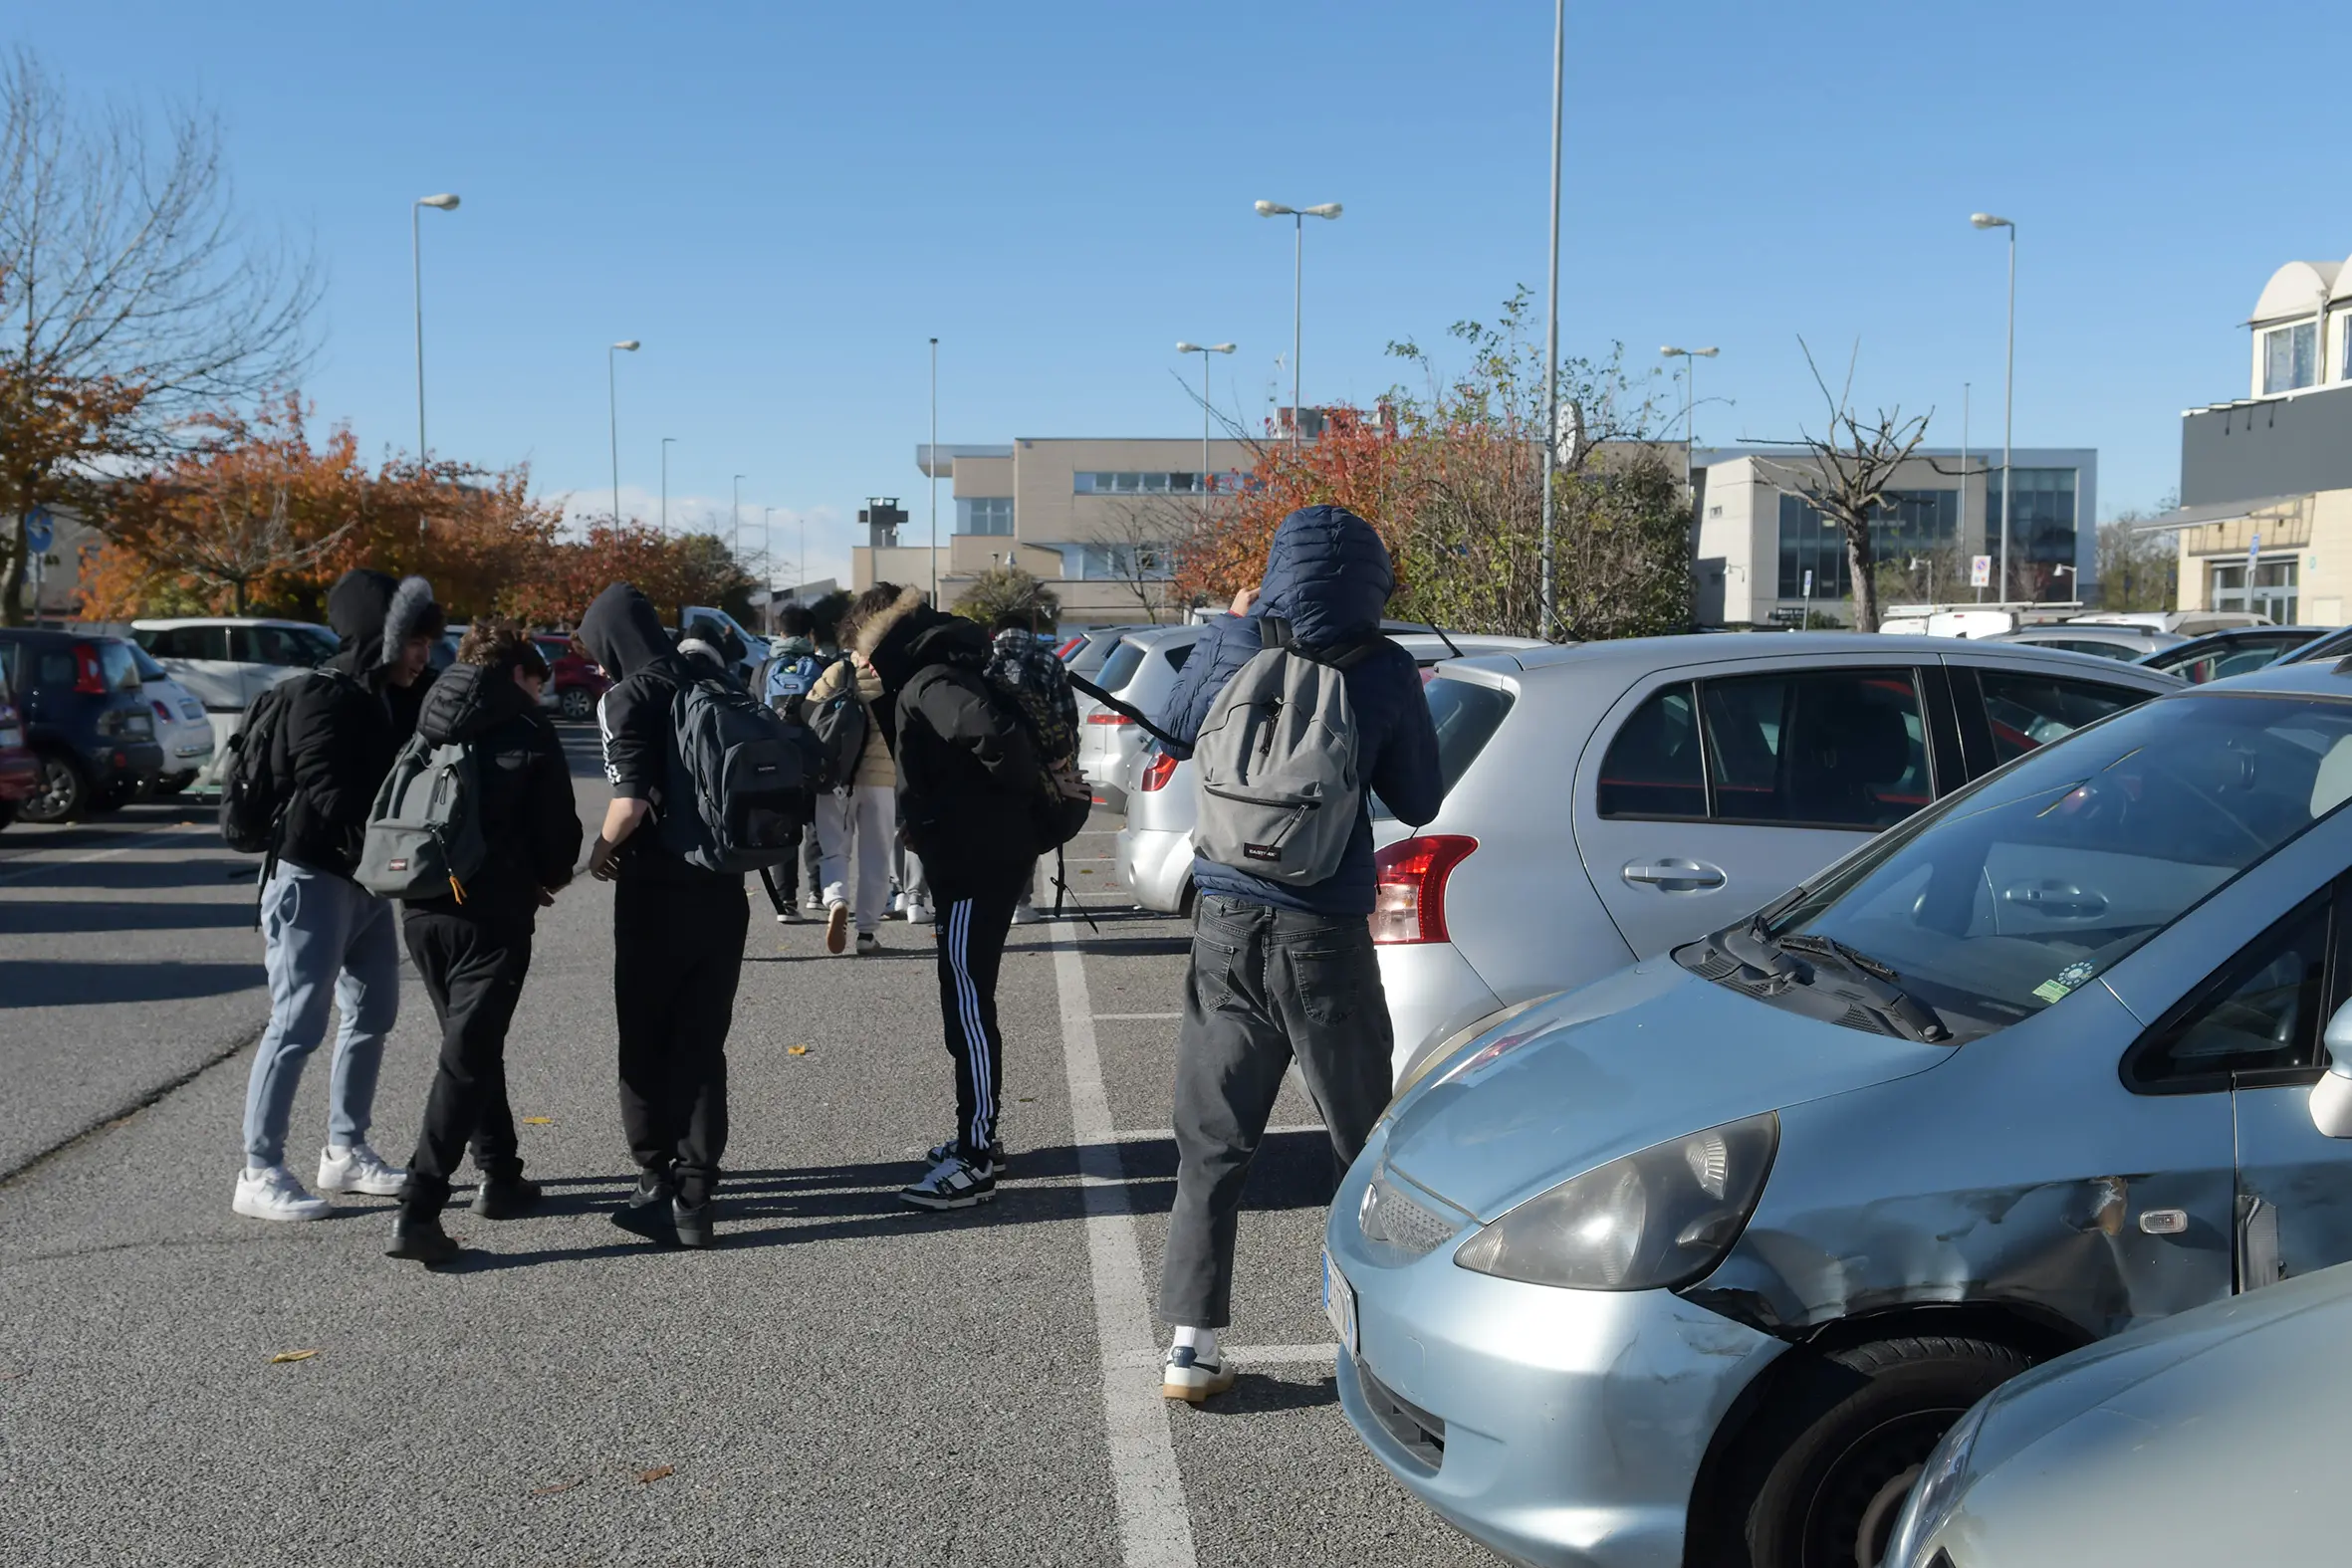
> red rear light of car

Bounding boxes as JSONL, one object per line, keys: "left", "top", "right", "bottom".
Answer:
{"left": 152, "top": 699, "right": 172, "bottom": 723}
{"left": 74, "top": 643, "right": 107, "bottom": 695}
{"left": 1087, "top": 710, "right": 1133, "bottom": 726}
{"left": 1370, "top": 834, "right": 1478, "bottom": 945}
{"left": 1138, "top": 750, "right": 1179, "bottom": 792}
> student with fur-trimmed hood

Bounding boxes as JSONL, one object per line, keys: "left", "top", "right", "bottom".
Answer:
{"left": 234, "top": 569, "right": 444, "bottom": 1224}
{"left": 858, "top": 585, "right": 1041, "bottom": 1210}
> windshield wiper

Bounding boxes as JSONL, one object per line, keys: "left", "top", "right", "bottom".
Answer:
{"left": 1774, "top": 935, "right": 1952, "bottom": 1043}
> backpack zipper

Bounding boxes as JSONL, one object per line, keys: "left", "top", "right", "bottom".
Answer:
{"left": 1202, "top": 783, "right": 1320, "bottom": 809}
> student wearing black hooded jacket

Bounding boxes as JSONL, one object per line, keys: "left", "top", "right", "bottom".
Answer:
{"left": 577, "top": 581, "right": 747, "bottom": 1248}
{"left": 235, "top": 569, "right": 444, "bottom": 1224}
{"left": 386, "top": 623, "right": 583, "bottom": 1265}
{"left": 856, "top": 586, "right": 1041, "bottom": 1210}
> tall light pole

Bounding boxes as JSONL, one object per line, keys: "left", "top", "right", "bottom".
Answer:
{"left": 1960, "top": 382, "right": 1970, "bottom": 603}
{"left": 607, "top": 339, "right": 639, "bottom": 525}
{"left": 659, "top": 436, "right": 676, "bottom": 534}
{"left": 732, "top": 473, "right": 746, "bottom": 563}
{"left": 928, "top": 336, "right": 939, "bottom": 603}
{"left": 1254, "top": 200, "right": 1341, "bottom": 447}
{"left": 1537, "top": 0, "right": 1565, "bottom": 638}
{"left": 1659, "top": 345, "right": 1719, "bottom": 488}
{"left": 1176, "top": 340, "right": 1236, "bottom": 519}
{"left": 410, "top": 193, "right": 459, "bottom": 463}
{"left": 1972, "top": 213, "right": 2016, "bottom": 602}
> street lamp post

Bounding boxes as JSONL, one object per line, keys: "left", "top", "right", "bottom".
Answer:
{"left": 607, "top": 339, "right": 639, "bottom": 525}
{"left": 1659, "top": 345, "right": 1719, "bottom": 488}
{"left": 1176, "top": 341, "right": 1237, "bottom": 519}
{"left": 732, "top": 474, "right": 746, "bottom": 563}
{"left": 410, "top": 193, "right": 459, "bottom": 463}
{"left": 1253, "top": 200, "right": 1341, "bottom": 447}
{"left": 1972, "top": 213, "right": 2016, "bottom": 602}
{"left": 929, "top": 336, "right": 939, "bottom": 604}
{"left": 660, "top": 437, "right": 676, "bottom": 534}
{"left": 1537, "top": 0, "right": 1565, "bottom": 639}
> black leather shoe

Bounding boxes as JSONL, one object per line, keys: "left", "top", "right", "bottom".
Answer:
{"left": 386, "top": 1215, "right": 461, "bottom": 1266}
{"left": 673, "top": 1197, "right": 716, "bottom": 1249}
{"left": 611, "top": 1172, "right": 678, "bottom": 1244}
{"left": 471, "top": 1174, "right": 542, "bottom": 1220}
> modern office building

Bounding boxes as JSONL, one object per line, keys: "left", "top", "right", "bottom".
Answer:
{"left": 2142, "top": 252, "right": 2352, "bottom": 625}
{"left": 855, "top": 436, "right": 1257, "bottom": 628}
{"left": 1691, "top": 446, "right": 2097, "bottom": 627}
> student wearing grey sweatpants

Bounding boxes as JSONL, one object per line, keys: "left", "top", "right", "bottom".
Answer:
{"left": 242, "top": 863, "right": 401, "bottom": 1170}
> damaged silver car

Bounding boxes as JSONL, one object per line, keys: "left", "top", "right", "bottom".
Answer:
{"left": 1326, "top": 663, "right": 2352, "bottom": 1568}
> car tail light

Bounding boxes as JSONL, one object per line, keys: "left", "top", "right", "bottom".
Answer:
{"left": 1138, "top": 750, "right": 1179, "bottom": 792}
{"left": 1371, "top": 835, "right": 1478, "bottom": 945}
{"left": 152, "top": 699, "right": 173, "bottom": 724}
{"left": 1087, "top": 710, "right": 1133, "bottom": 726}
{"left": 74, "top": 643, "right": 107, "bottom": 694}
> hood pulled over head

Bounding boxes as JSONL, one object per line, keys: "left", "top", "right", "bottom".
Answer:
{"left": 578, "top": 582, "right": 679, "bottom": 681}
{"left": 854, "top": 584, "right": 988, "bottom": 691}
{"left": 415, "top": 659, "right": 533, "bottom": 747}
{"left": 1255, "top": 505, "right": 1393, "bottom": 648}
{"left": 327, "top": 569, "right": 440, "bottom": 682}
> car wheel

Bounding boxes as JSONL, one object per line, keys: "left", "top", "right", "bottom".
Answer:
{"left": 22, "top": 751, "right": 91, "bottom": 824}
{"left": 1737, "top": 1336, "right": 2032, "bottom": 1568}
{"left": 561, "top": 687, "right": 593, "bottom": 722}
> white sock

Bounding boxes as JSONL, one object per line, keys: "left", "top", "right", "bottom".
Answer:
{"left": 1172, "top": 1325, "right": 1218, "bottom": 1363}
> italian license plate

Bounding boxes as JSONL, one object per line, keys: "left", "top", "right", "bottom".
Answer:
{"left": 1322, "top": 1245, "right": 1358, "bottom": 1357}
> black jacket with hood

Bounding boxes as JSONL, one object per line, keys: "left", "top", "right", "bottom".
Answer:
{"left": 401, "top": 660, "right": 583, "bottom": 924}
{"left": 277, "top": 570, "right": 441, "bottom": 880}
{"left": 858, "top": 586, "right": 1041, "bottom": 896}
{"left": 578, "top": 581, "right": 731, "bottom": 887}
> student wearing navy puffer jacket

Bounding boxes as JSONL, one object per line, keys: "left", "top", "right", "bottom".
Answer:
{"left": 1147, "top": 506, "right": 1441, "bottom": 1400}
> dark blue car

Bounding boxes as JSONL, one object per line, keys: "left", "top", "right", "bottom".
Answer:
{"left": 0, "top": 630, "right": 165, "bottom": 822}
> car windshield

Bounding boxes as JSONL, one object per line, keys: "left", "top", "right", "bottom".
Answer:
{"left": 1726, "top": 692, "right": 2352, "bottom": 1042}
{"left": 1371, "top": 674, "right": 1515, "bottom": 820}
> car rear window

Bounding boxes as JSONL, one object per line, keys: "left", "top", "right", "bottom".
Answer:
{"left": 1371, "top": 674, "right": 1515, "bottom": 820}
{"left": 100, "top": 641, "right": 140, "bottom": 690}
{"left": 1096, "top": 642, "right": 1147, "bottom": 694}
{"left": 126, "top": 642, "right": 168, "bottom": 680}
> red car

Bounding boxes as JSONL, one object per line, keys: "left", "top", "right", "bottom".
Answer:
{"left": 533, "top": 634, "right": 610, "bottom": 723}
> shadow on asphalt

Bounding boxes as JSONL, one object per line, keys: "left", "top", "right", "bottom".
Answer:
{"left": 1203, "top": 1373, "right": 1341, "bottom": 1415}
{"left": 0, "top": 899, "right": 255, "bottom": 935}
{"left": 5, "top": 859, "right": 257, "bottom": 891}
{"left": 0, "top": 958, "right": 265, "bottom": 1008}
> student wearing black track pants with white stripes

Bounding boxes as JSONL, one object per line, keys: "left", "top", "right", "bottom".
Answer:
{"left": 853, "top": 584, "right": 1042, "bottom": 1210}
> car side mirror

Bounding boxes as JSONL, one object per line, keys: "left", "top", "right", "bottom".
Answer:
{"left": 2310, "top": 999, "right": 2352, "bottom": 1138}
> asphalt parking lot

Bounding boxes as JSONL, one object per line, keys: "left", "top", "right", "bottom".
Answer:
{"left": 0, "top": 730, "right": 1498, "bottom": 1566}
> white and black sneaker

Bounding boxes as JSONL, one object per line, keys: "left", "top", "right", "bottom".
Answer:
{"left": 898, "top": 1153, "right": 996, "bottom": 1211}
{"left": 1162, "top": 1345, "right": 1237, "bottom": 1403}
{"left": 925, "top": 1138, "right": 1005, "bottom": 1179}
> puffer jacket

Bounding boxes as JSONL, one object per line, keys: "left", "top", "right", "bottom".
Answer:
{"left": 806, "top": 654, "right": 894, "bottom": 788}
{"left": 1155, "top": 505, "right": 1441, "bottom": 915}
{"left": 276, "top": 570, "right": 440, "bottom": 881}
{"left": 399, "top": 660, "right": 583, "bottom": 924}
{"left": 578, "top": 580, "right": 731, "bottom": 887}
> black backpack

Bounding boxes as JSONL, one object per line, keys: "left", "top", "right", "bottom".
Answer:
{"left": 657, "top": 672, "right": 823, "bottom": 873}
{"left": 218, "top": 671, "right": 350, "bottom": 854}
{"left": 803, "top": 658, "right": 870, "bottom": 792}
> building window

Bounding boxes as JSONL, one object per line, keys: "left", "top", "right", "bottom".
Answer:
{"left": 1984, "top": 469, "right": 2081, "bottom": 596}
{"left": 1775, "top": 488, "right": 1958, "bottom": 599}
{"left": 1063, "top": 543, "right": 1173, "bottom": 579}
{"left": 957, "top": 497, "right": 1014, "bottom": 536}
{"left": 2212, "top": 558, "right": 2298, "bottom": 623}
{"left": 2263, "top": 321, "right": 2319, "bottom": 394}
{"left": 1072, "top": 471, "right": 1243, "bottom": 497}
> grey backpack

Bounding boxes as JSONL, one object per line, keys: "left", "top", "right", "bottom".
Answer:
{"left": 1192, "top": 619, "right": 1376, "bottom": 886}
{"left": 356, "top": 733, "right": 490, "bottom": 903}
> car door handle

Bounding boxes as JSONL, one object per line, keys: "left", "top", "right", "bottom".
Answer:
{"left": 1622, "top": 858, "right": 1727, "bottom": 891}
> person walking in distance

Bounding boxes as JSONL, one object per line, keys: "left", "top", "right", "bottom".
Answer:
{"left": 385, "top": 622, "right": 583, "bottom": 1265}
{"left": 578, "top": 581, "right": 749, "bottom": 1249}
{"left": 808, "top": 587, "right": 898, "bottom": 957}
{"left": 1150, "top": 507, "right": 1440, "bottom": 1400}
{"left": 234, "top": 571, "right": 444, "bottom": 1221}
{"left": 762, "top": 605, "right": 825, "bottom": 923}
{"left": 857, "top": 586, "right": 1042, "bottom": 1209}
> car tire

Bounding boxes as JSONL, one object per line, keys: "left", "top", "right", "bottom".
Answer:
{"left": 22, "top": 750, "right": 92, "bottom": 824}
{"left": 1734, "top": 1335, "right": 2032, "bottom": 1568}
{"left": 561, "top": 688, "right": 593, "bottom": 722}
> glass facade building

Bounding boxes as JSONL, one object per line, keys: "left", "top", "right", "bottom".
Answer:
{"left": 1776, "top": 489, "right": 1961, "bottom": 598}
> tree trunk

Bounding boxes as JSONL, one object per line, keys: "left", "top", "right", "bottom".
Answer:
{"left": 1842, "top": 517, "right": 1880, "bottom": 633}
{"left": 1, "top": 515, "right": 23, "bottom": 626}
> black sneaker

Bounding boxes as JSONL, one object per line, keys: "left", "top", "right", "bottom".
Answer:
{"left": 673, "top": 1197, "right": 716, "bottom": 1249}
{"left": 386, "top": 1214, "right": 461, "bottom": 1266}
{"left": 898, "top": 1153, "right": 996, "bottom": 1211}
{"left": 926, "top": 1138, "right": 1006, "bottom": 1178}
{"left": 611, "top": 1172, "right": 678, "bottom": 1244}
{"left": 471, "top": 1173, "right": 542, "bottom": 1220}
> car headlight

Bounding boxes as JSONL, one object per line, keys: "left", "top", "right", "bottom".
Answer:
{"left": 1882, "top": 1395, "right": 1988, "bottom": 1568}
{"left": 1453, "top": 1113, "right": 1777, "bottom": 1290}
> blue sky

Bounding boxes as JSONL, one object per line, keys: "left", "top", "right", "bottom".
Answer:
{"left": 15, "top": 1, "right": 2331, "bottom": 586}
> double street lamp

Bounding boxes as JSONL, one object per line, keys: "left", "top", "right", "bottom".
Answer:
{"left": 608, "top": 339, "right": 639, "bottom": 526}
{"left": 1659, "top": 345, "right": 1719, "bottom": 468}
{"left": 1176, "top": 340, "right": 1236, "bottom": 513}
{"left": 410, "top": 192, "right": 460, "bottom": 462}
{"left": 1253, "top": 200, "right": 1341, "bottom": 446}
{"left": 1972, "top": 212, "right": 2017, "bottom": 602}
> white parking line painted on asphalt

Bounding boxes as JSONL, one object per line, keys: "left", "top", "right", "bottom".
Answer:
{"left": 1113, "top": 1124, "right": 1323, "bottom": 1142}
{"left": 1054, "top": 919, "right": 1199, "bottom": 1568}
{"left": 1094, "top": 1011, "right": 1182, "bottom": 1020}
{"left": 0, "top": 843, "right": 137, "bottom": 885}
{"left": 1110, "top": 1343, "right": 1338, "bottom": 1370}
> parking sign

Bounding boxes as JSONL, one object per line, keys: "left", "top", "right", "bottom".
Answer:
{"left": 1970, "top": 555, "right": 1992, "bottom": 588}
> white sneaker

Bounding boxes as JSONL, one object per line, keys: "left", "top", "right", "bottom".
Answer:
{"left": 317, "top": 1141, "right": 406, "bottom": 1197}
{"left": 1011, "top": 900, "right": 1039, "bottom": 926}
{"left": 1161, "top": 1344, "right": 1237, "bottom": 1403}
{"left": 234, "top": 1164, "right": 332, "bottom": 1222}
{"left": 906, "top": 900, "right": 934, "bottom": 925}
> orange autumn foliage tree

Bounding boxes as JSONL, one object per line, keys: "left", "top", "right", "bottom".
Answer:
{"left": 1170, "top": 406, "right": 1416, "bottom": 608}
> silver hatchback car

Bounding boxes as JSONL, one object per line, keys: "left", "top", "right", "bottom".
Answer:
{"left": 1078, "top": 623, "right": 1201, "bottom": 812}
{"left": 1328, "top": 659, "right": 2352, "bottom": 1568}
{"left": 1371, "top": 634, "right": 2181, "bottom": 1078}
